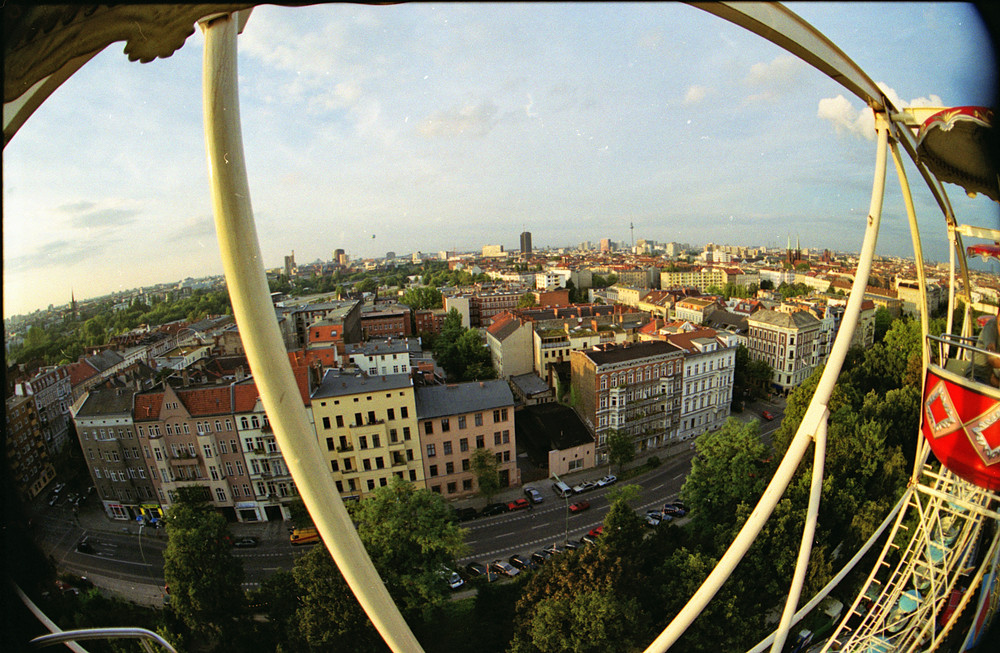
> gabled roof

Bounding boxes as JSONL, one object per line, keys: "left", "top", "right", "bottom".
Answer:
{"left": 486, "top": 313, "right": 523, "bottom": 341}
{"left": 748, "top": 308, "right": 821, "bottom": 329}
{"left": 663, "top": 328, "right": 722, "bottom": 352}
{"left": 67, "top": 360, "right": 99, "bottom": 387}
{"left": 133, "top": 391, "right": 163, "bottom": 421}
{"left": 85, "top": 349, "right": 124, "bottom": 373}
{"left": 414, "top": 379, "right": 513, "bottom": 419}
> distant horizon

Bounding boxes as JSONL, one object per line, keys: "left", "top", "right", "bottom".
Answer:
{"left": 8, "top": 239, "right": 991, "bottom": 324}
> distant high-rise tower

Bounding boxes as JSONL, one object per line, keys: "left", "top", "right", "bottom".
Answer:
{"left": 600, "top": 238, "right": 611, "bottom": 253}
{"left": 284, "top": 250, "right": 296, "bottom": 278}
{"left": 520, "top": 231, "right": 532, "bottom": 256}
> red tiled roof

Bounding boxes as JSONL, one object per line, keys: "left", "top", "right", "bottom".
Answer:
{"left": 134, "top": 392, "right": 163, "bottom": 421}
{"left": 232, "top": 382, "right": 260, "bottom": 413}
{"left": 67, "top": 361, "right": 99, "bottom": 387}
{"left": 664, "top": 328, "right": 720, "bottom": 351}
{"left": 177, "top": 385, "right": 233, "bottom": 417}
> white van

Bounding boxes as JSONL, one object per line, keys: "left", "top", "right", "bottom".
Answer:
{"left": 552, "top": 481, "right": 572, "bottom": 498}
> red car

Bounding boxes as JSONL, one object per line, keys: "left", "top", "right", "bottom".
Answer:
{"left": 762, "top": 410, "right": 774, "bottom": 421}
{"left": 569, "top": 500, "right": 591, "bottom": 513}
{"left": 508, "top": 498, "right": 531, "bottom": 511}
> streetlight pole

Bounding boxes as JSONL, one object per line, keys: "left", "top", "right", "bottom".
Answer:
{"left": 552, "top": 472, "right": 569, "bottom": 545}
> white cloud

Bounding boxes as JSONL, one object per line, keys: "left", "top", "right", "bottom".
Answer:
{"left": 417, "top": 101, "right": 499, "bottom": 138}
{"left": 684, "top": 85, "right": 709, "bottom": 105}
{"left": 817, "top": 84, "right": 945, "bottom": 140}
{"left": 742, "top": 55, "right": 805, "bottom": 103}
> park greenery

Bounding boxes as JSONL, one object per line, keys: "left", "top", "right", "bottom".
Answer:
{"left": 431, "top": 309, "right": 497, "bottom": 382}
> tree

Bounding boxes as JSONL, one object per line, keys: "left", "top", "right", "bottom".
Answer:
{"left": 681, "top": 418, "right": 773, "bottom": 547}
{"left": 605, "top": 429, "right": 635, "bottom": 476}
{"left": 433, "top": 309, "right": 496, "bottom": 382}
{"left": 873, "top": 306, "right": 893, "bottom": 342}
{"left": 349, "top": 477, "right": 469, "bottom": 621}
{"left": 400, "top": 286, "right": 443, "bottom": 311}
{"left": 518, "top": 292, "right": 537, "bottom": 308}
{"left": 471, "top": 447, "right": 502, "bottom": 505}
{"left": 162, "top": 486, "right": 245, "bottom": 638}
{"left": 292, "top": 545, "right": 386, "bottom": 652}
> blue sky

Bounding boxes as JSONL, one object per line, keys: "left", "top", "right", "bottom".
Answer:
{"left": 3, "top": 2, "right": 997, "bottom": 318}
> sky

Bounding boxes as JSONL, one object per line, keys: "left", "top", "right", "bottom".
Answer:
{"left": 4, "top": 2, "right": 999, "bottom": 319}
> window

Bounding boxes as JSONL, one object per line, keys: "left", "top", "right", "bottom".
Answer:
{"left": 389, "top": 428, "right": 398, "bottom": 443}
{"left": 459, "top": 438, "right": 469, "bottom": 452}
{"left": 474, "top": 412, "right": 483, "bottom": 426}
{"left": 400, "top": 406, "right": 408, "bottom": 418}
{"left": 447, "top": 482, "right": 457, "bottom": 494}
{"left": 409, "top": 469, "right": 417, "bottom": 481}
{"left": 372, "top": 433, "right": 380, "bottom": 448}
{"left": 215, "top": 420, "right": 223, "bottom": 432}
{"left": 426, "top": 444, "right": 436, "bottom": 458}
{"left": 203, "top": 444, "right": 213, "bottom": 458}
{"left": 322, "top": 416, "right": 331, "bottom": 429}
{"left": 462, "top": 479, "right": 473, "bottom": 491}
{"left": 494, "top": 432, "right": 502, "bottom": 445}
{"left": 376, "top": 457, "right": 385, "bottom": 469}
{"left": 359, "top": 436, "right": 368, "bottom": 450}
{"left": 387, "top": 408, "right": 395, "bottom": 420}
{"left": 429, "top": 465, "right": 438, "bottom": 477}
{"left": 424, "top": 421, "right": 434, "bottom": 435}
{"left": 367, "top": 479, "right": 376, "bottom": 491}
{"left": 441, "top": 418, "right": 450, "bottom": 432}
{"left": 215, "top": 488, "right": 227, "bottom": 503}
{"left": 336, "top": 415, "right": 344, "bottom": 427}
{"left": 443, "top": 441, "right": 452, "bottom": 455}
{"left": 431, "top": 485, "right": 441, "bottom": 493}
{"left": 445, "top": 461, "right": 454, "bottom": 474}
{"left": 331, "top": 459, "right": 339, "bottom": 472}
{"left": 219, "top": 440, "right": 229, "bottom": 454}
{"left": 368, "top": 411, "right": 376, "bottom": 424}
{"left": 355, "top": 413, "right": 363, "bottom": 426}
{"left": 476, "top": 435, "right": 484, "bottom": 448}
{"left": 363, "top": 458, "right": 372, "bottom": 471}
{"left": 493, "top": 409, "right": 501, "bottom": 423}
{"left": 458, "top": 415, "right": 466, "bottom": 429}
{"left": 235, "top": 460, "right": 244, "bottom": 475}
{"left": 403, "top": 427, "right": 411, "bottom": 440}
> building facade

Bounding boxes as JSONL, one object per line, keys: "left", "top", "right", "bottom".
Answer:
{"left": 746, "top": 308, "right": 825, "bottom": 393}
{"left": 73, "top": 387, "right": 157, "bottom": 520}
{"left": 414, "top": 380, "right": 519, "bottom": 498}
{"left": 6, "top": 395, "right": 56, "bottom": 501}
{"left": 570, "top": 341, "right": 684, "bottom": 464}
{"left": 310, "top": 370, "right": 426, "bottom": 499}
{"left": 664, "top": 330, "right": 738, "bottom": 440}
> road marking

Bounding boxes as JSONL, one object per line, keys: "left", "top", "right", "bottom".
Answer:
{"left": 673, "top": 473, "right": 685, "bottom": 480}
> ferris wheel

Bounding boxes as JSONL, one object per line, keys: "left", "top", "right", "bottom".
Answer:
{"left": 4, "top": 3, "right": 999, "bottom": 652}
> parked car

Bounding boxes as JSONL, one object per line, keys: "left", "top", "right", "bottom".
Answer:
{"left": 233, "top": 536, "right": 259, "bottom": 548}
{"left": 47, "top": 493, "right": 59, "bottom": 507}
{"left": 531, "top": 550, "right": 552, "bottom": 565}
{"left": 440, "top": 567, "right": 464, "bottom": 590}
{"left": 762, "top": 410, "right": 775, "bottom": 421}
{"left": 480, "top": 503, "right": 509, "bottom": 517}
{"left": 509, "top": 554, "right": 537, "bottom": 571}
{"left": 596, "top": 475, "right": 618, "bottom": 487}
{"left": 507, "top": 498, "right": 531, "bottom": 511}
{"left": 572, "top": 481, "right": 597, "bottom": 494}
{"left": 543, "top": 543, "right": 566, "bottom": 556}
{"left": 490, "top": 560, "right": 521, "bottom": 578}
{"left": 453, "top": 507, "right": 478, "bottom": 522}
{"left": 523, "top": 486, "right": 544, "bottom": 504}
{"left": 569, "top": 500, "right": 591, "bottom": 513}
{"left": 646, "top": 512, "right": 664, "bottom": 527}
{"left": 465, "top": 561, "right": 490, "bottom": 578}
{"left": 588, "top": 526, "right": 604, "bottom": 538}
{"left": 75, "top": 538, "right": 94, "bottom": 554}
{"left": 662, "top": 503, "right": 687, "bottom": 517}
{"left": 564, "top": 540, "right": 583, "bottom": 550}
{"left": 53, "top": 483, "right": 66, "bottom": 493}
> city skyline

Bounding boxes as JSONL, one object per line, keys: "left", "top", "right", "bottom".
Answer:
{"left": 4, "top": 3, "right": 997, "bottom": 319}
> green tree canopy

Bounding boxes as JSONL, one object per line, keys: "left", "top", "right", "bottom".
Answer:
{"left": 162, "top": 486, "right": 245, "bottom": 638}
{"left": 605, "top": 429, "right": 635, "bottom": 476}
{"left": 518, "top": 292, "right": 537, "bottom": 308}
{"left": 471, "top": 447, "right": 502, "bottom": 505}
{"left": 348, "top": 477, "right": 469, "bottom": 620}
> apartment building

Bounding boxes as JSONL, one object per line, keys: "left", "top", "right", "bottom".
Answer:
{"left": 5, "top": 395, "right": 56, "bottom": 502}
{"left": 310, "top": 370, "right": 425, "bottom": 499}
{"left": 746, "top": 308, "right": 825, "bottom": 393}
{"left": 236, "top": 390, "right": 297, "bottom": 522}
{"left": 134, "top": 383, "right": 256, "bottom": 520}
{"left": 359, "top": 303, "right": 412, "bottom": 340}
{"left": 414, "top": 380, "right": 518, "bottom": 498}
{"left": 486, "top": 313, "right": 535, "bottom": 379}
{"left": 14, "top": 365, "right": 72, "bottom": 453}
{"left": 73, "top": 387, "right": 157, "bottom": 520}
{"left": 663, "top": 329, "right": 738, "bottom": 440}
{"left": 570, "top": 341, "right": 684, "bottom": 464}
{"left": 345, "top": 337, "right": 422, "bottom": 376}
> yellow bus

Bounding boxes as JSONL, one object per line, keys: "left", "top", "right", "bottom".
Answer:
{"left": 289, "top": 527, "right": 320, "bottom": 546}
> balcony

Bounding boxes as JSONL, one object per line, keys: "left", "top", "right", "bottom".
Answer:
{"left": 336, "top": 444, "right": 354, "bottom": 453}
{"left": 169, "top": 450, "right": 199, "bottom": 461}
